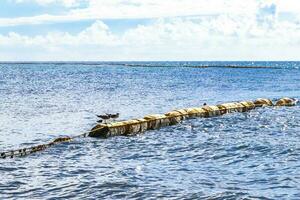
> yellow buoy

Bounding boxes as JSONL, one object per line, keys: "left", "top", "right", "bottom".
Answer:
{"left": 275, "top": 97, "right": 297, "bottom": 106}
{"left": 254, "top": 98, "right": 273, "bottom": 107}
{"left": 202, "top": 105, "right": 221, "bottom": 117}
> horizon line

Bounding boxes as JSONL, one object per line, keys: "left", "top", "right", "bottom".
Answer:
{"left": 1, "top": 60, "right": 300, "bottom": 63}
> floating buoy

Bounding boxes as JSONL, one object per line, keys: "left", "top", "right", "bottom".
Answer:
{"left": 239, "top": 101, "right": 256, "bottom": 111}
{"left": 275, "top": 97, "right": 298, "bottom": 106}
{"left": 202, "top": 105, "right": 222, "bottom": 117}
{"left": 253, "top": 98, "right": 273, "bottom": 107}
{"left": 165, "top": 111, "right": 184, "bottom": 125}
{"left": 217, "top": 102, "right": 245, "bottom": 114}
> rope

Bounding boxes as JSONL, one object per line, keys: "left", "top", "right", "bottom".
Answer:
{"left": 0, "top": 131, "right": 90, "bottom": 159}
{"left": 0, "top": 127, "right": 101, "bottom": 159}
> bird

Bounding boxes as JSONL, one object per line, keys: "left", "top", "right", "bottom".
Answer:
{"left": 108, "top": 113, "right": 119, "bottom": 121}
{"left": 96, "top": 114, "right": 110, "bottom": 123}
{"left": 97, "top": 113, "right": 120, "bottom": 123}
{"left": 203, "top": 103, "right": 207, "bottom": 106}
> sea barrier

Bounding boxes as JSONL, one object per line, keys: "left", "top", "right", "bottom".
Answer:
{"left": 0, "top": 97, "right": 297, "bottom": 159}
{"left": 88, "top": 98, "right": 274, "bottom": 138}
{"left": 106, "top": 63, "right": 280, "bottom": 69}
{"left": 88, "top": 97, "right": 294, "bottom": 138}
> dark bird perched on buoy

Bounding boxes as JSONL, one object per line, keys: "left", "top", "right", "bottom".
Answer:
{"left": 97, "top": 113, "right": 120, "bottom": 123}
{"left": 97, "top": 114, "right": 110, "bottom": 123}
{"left": 108, "top": 113, "right": 119, "bottom": 121}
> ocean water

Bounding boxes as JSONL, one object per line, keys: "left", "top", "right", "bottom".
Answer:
{"left": 0, "top": 61, "right": 300, "bottom": 199}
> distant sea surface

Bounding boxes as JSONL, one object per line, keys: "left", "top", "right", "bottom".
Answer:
{"left": 0, "top": 61, "right": 300, "bottom": 199}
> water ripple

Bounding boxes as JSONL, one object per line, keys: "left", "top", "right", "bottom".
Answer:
{"left": 1, "top": 62, "right": 300, "bottom": 199}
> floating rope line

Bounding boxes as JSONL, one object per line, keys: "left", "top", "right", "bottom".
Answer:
{"left": 0, "top": 136, "right": 72, "bottom": 159}
{"left": 0, "top": 97, "right": 297, "bottom": 159}
{"left": 103, "top": 62, "right": 281, "bottom": 69}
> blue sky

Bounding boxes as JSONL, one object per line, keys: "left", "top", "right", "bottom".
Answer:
{"left": 0, "top": 0, "right": 300, "bottom": 61}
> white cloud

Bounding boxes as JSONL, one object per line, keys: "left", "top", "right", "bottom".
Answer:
{"left": 0, "top": 0, "right": 260, "bottom": 26}
{"left": 0, "top": 20, "right": 117, "bottom": 46}
{"left": 13, "top": 0, "right": 84, "bottom": 7}
{"left": 2, "top": 0, "right": 300, "bottom": 60}
{"left": 1, "top": 14, "right": 300, "bottom": 60}
{"left": 2, "top": 0, "right": 300, "bottom": 28}
{"left": 2, "top": 0, "right": 300, "bottom": 27}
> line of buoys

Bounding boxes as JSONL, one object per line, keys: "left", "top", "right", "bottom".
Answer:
{"left": 0, "top": 97, "right": 297, "bottom": 159}
{"left": 0, "top": 136, "right": 73, "bottom": 159}
{"left": 88, "top": 97, "right": 296, "bottom": 138}
{"left": 104, "top": 63, "right": 279, "bottom": 69}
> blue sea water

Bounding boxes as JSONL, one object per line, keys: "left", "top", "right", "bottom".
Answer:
{"left": 0, "top": 61, "right": 300, "bottom": 199}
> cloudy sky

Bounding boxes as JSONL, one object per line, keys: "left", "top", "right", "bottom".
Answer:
{"left": 0, "top": 0, "right": 300, "bottom": 61}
